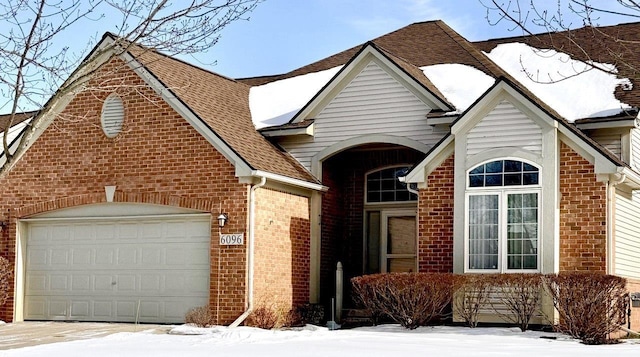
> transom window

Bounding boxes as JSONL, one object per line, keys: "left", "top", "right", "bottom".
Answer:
{"left": 366, "top": 166, "right": 417, "bottom": 203}
{"left": 466, "top": 159, "right": 540, "bottom": 272}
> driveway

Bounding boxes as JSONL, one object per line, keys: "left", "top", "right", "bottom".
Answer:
{"left": 0, "top": 321, "right": 171, "bottom": 350}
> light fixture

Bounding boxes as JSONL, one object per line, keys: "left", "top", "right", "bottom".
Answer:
{"left": 217, "top": 213, "right": 228, "bottom": 228}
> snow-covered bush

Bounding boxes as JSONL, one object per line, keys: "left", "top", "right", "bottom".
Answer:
{"left": 0, "top": 256, "right": 11, "bottom": 307}
{"left": 351, "top": 273, "right": 463, "bottom": 329}
{"left": 542, "top": 273, "right": 627, "bottom": 345}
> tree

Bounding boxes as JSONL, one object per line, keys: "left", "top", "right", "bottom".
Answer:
{"left": 0, "top": 0, "right": 260, "bottom": 169}
{"left": 480, "top": 0, "right": 640, "bottom": 81}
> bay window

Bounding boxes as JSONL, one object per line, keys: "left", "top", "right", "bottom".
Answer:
{"left": 466, "top": 159, "right": 540, "bottom": 272}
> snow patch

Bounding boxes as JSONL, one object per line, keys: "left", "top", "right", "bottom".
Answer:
{"left": 486, "top": 43, "right": 632, "bottom": 122}
{"left": 249, "top": 66, "right": 343, "bottom": 129}
{"left": 421, "top": 63, "right": 495, "bottom": 111}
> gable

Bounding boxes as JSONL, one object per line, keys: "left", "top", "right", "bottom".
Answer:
{"left": 280, "top": 59, "right": 447, "bottom": 171}
{"left": 467, "top": 99, "right": 543, "bottom": 158}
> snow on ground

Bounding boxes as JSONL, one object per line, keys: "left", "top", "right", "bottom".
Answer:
{"left": 249, "top": 66, "right": 342, "bottom": 129}
{"left": 2, "top": 324, "right": 639, "bottom": 357}
{"left": 421, "top": 63, "right": 495, "bottom": 111}
{"left": 486, "top": 43, "right": 632, "bottom": 122}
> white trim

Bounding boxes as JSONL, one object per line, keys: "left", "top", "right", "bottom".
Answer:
{"left": 364, "top": 165, "right": 418, "bottom": 205}
{"left": 404, "top": 135, "right": 454, "bottom": 184}
{"left": 311, "top": 134, "right": 430, "bottom": 177}
{"left": 260, "top": 123, "right": 314, "bottom": 138}
{"left": 249, "top": 170, "right": 327, "bottom": 192}
{"left": 464, "top": 188, "right": 542, "bottom": 273}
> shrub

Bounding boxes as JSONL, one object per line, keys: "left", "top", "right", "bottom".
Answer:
{"left": 0, "top": 256, "right": 11, "bottom": 307}
{"left": 351, "top": 273, "right": 462, "bottom": 329}
{"left": 185, "top": 305, "right": 214, "bottom": 327}
{"left": 247, "top": 305, "right": 279, "bottom": 329}
{"left": 295, "top": 303, "right": 324, "bottom": 326}
{"left": 246, "top": 300, "right": 303, "bottom": 329}
{"left": 454, "top": 274, "right": 494, "bottom": 328}
{"left": 542, "top": 273, "right": 627, "bottom": 345}
{"left": 490, "top": 274, "right": 542, "bottom": 332}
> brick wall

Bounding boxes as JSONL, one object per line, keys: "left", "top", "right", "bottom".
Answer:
{"left": 628, "top": 279, "right": 640, "bottom": 332}
{"left": 559, "top": 142, "right": 607, "bottom": 272}
{"left": 0, "top": 57, "right": 250, "bottom": 324}
{"left": 417, "top": 154, "right": 454, "bottom": 273}
{"left": 253, "top": 187, "right": 310, "bottom": 310}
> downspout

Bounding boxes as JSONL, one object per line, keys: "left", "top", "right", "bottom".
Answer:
{"left": 230, "top": 175, "right": 267, "bottom": 328}
{"left": 606, "top": 173, "right": 625, "bottom": 275}
{"left": 399, "top": 176, "right": 419, "bottom": 196}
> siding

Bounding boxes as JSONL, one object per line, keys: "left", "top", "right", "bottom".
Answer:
{"left": 467, "top": 100, "right": 542, "bottom": 158}
{"left": 281, "top": 61, "right": 443, "bottom": 170}
{"left": 615, "top": 189, "right": 640, "bottom": 279}
{"left": 632, "top": 128, "right": 640, "bottom": 169}
{"left": 591, "top": 131, "right": 622, "bottom": 159}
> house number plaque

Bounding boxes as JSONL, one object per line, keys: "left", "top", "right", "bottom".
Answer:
{"left": 220, "top": 233, "right": 244, "bottom": 245}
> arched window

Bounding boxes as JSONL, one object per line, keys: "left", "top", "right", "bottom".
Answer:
{"left": 366, "top": 166, "right": 417, "bottom": 203}
{"left": 466, "top": 159, "right": 540, "bottom": 272}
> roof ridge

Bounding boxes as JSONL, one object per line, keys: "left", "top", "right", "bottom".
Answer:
{"left": 434, "top": 21, "right": 507, "bottom": 78}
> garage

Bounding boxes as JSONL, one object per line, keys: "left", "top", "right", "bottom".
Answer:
{"left": 20, "top": 204, "right": 211, "bottom": 323}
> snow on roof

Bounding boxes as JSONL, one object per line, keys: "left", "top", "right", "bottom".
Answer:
{"left": 0, "top": 118, "right": 31, "bottom": 156}
{"left": 249, "top": 66, "right": 343, "bottom": 129}
{"left": 486, "top": 43, "right": 632, "bottom": 122}
{"left": 421, "top": 64, "right": 495, "bottom": 112}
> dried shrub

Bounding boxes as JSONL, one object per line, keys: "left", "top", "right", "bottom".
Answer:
{"left": 351, "top": 273, "right": 462, "bottom": 329}
{"left": 542, "top": 273, "right": 627, "bottom": 345}
{"left": 454, "top": 274, "right": 494, "bottom": 328}
{"left": 0, "top": 256, "right": 12, "bottom": 307}
{"left": 490, "top": 274, "right": 542, "bottom": 331}
{"left": 247, "top": 305, "right": 279, "bottom": 329}
{"left": 295, "top": 303, "right": 324, "bottom": 326}
{"left": 247, "top": 300, "right": 302, "bottom": 329}
{"left": 185, "top": 305, "right": 214, "bottom": 327}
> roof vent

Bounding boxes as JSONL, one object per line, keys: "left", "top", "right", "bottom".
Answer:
{"left": 101, "top": 94, "right": 124, "bottom": 138}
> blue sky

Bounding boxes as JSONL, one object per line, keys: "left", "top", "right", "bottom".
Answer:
{"left": 199, "top": 0, "right": 636, "bottom": 78}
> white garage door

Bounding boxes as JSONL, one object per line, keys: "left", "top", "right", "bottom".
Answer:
{"left": 23, "top": 210, "right": 211, "bottom": 323}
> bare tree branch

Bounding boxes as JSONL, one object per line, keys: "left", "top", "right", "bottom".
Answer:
{"left": 0, "top": 0, "right": 261, "bottom": 170}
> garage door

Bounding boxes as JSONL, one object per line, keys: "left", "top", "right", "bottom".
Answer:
{"left": 23, "top": 212, "right": 211, "bottom": 323}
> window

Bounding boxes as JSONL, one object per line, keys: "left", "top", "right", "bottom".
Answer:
{"left": 366, "top": 166, "right": 417, "bottom": 203}
{"left": 466, "top": 160, "right": 540, "bottom": 272}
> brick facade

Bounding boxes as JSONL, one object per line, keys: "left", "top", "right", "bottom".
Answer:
{"left": 558, "top": 142, "right": 607, "bottom": 273}
{"left": 417, "top": 154, "right": 454, "bottom": 273}
{"left": 0, "top": 57, "right": 251, "bottom": 324}
{"left": 253, "top": 187, "right": 310, "bottom": 310}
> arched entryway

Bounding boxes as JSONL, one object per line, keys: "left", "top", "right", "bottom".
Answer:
{"left": 318, "top": 143, "right": 424, "bottom": 306}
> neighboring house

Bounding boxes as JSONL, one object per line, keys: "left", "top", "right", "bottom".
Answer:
{"left": 1, "top": 20, "right": 639, "bottom": 329}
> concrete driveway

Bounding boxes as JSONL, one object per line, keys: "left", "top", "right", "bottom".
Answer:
{"left": 0, "top": 321, "right": 171, "bottom": 350}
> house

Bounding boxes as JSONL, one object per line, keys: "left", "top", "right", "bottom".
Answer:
{"left": 1, "top": 20, "right": 639, "bottom": 329}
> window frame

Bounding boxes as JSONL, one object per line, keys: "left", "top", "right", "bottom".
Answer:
{"left": 364, "top": 165, "right": 418, "bottom": 205}
{"left": 464, "top": 158, "right": 542, "bottom": 273}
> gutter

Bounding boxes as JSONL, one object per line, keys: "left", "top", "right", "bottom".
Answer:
{"left": 229, "top": 175, "right": 267, "bottom": 328}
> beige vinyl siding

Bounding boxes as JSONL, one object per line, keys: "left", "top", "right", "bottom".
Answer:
{"left": 467, "top": 100, "right": 542, "bottom": 158}
{"left": 281, "top": 61, "right": 443, "bottom": 170}
{"left": 615, "top": 189, "right": 640, "bottom": 279}
{"left": 591, "top": 131, "right": 622, "bottom": 159}
{"left": 631, "top": 128, "right": 640, "bottom": 170}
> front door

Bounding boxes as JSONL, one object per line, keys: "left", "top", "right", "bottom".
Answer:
{"left": 381, "top": 210, "right": 417, "bottom": 273}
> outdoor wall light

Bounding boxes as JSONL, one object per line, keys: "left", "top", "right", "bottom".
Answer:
{"left": 217, "top": 213, "right": 228, "bottom": 228}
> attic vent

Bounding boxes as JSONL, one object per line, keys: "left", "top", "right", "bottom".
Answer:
{"left": 101, "top": 94, "right": 124, "bottom": 138}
